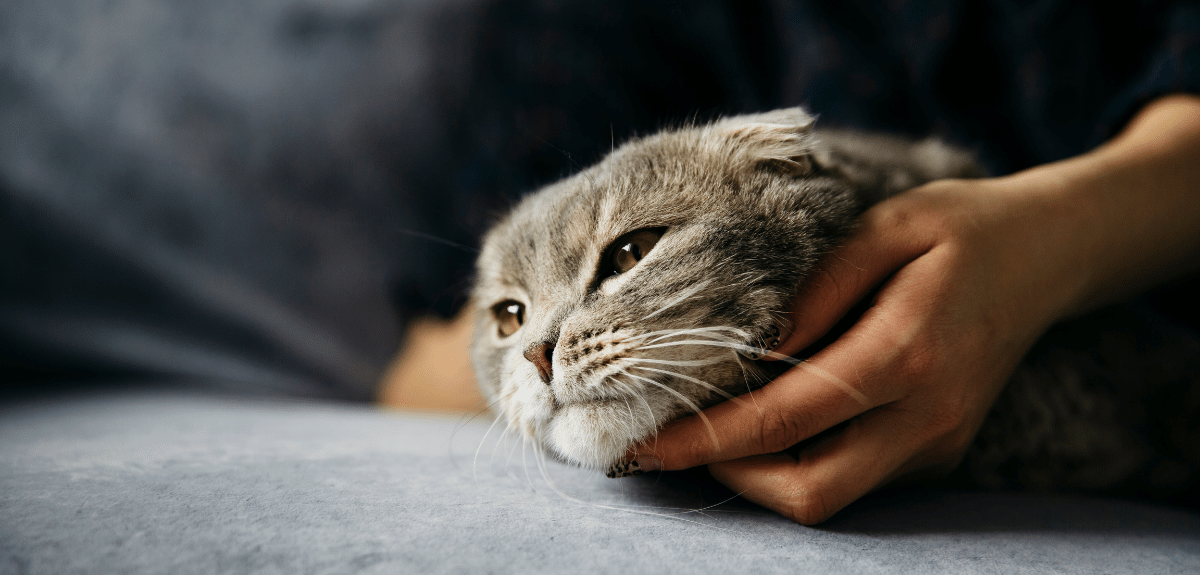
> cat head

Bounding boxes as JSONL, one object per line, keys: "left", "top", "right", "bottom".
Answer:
{"left": 469, "top": 108, "right": 863, "bottom": 469}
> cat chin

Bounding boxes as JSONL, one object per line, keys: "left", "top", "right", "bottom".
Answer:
{"left": 546, "top": 401, "right": 653, "bottom": 470}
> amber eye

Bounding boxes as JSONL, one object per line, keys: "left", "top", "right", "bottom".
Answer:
{"left": 608, "top": 229, "right": 663, "bottom": 276}
{"left": 492, "top": 300, "right": 525, "bottom": 337}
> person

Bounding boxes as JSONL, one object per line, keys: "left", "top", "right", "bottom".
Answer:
{"left": 381, "top": 1, "right": 1200, "bottom": 522}
{"left": 621, "top": 93, "right": 1200, "bottom": 524}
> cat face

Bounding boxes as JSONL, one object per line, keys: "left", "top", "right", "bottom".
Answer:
{"left": 469, "top": 108, "right": 863, "bottom": 469}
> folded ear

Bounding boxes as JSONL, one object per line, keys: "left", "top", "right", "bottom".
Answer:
{"left": 710, "top": 107, "right": 818, "bottom": 177}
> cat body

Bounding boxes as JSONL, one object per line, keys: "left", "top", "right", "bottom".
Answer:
{"left": 470, "top": 108, "right": 1199, "bottom": 499}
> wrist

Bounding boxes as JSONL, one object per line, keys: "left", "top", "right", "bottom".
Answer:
{"left": 984, "top": 165, "right": 1109, "bottom": 323}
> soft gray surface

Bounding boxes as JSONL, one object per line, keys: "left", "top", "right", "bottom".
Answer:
{"left": 3, "top": 390, "right": 1199, "bottom": 574}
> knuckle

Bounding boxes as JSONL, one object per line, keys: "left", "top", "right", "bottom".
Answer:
{"left": 915, "top": 413, "right": 952, "bottom": 445}
{"left": 926, "top": 403, "right": 967, "bottom": 437}
{"left": 872, "top": 192, "right": 934, "bottom": 231}
{"left": 894, "top": 340, "right": 938, "bottom": 383}
{"left": 780, "top": 483, "right": 836, "bottom": 525}
{"left": 917, "top": 399, "right": 977, "bottom": 461}
{"left": 679, "top": 435, "right": 716, "bottom": 469}
{"left": 756, "top": 406, "right": 813, "bottom": 454}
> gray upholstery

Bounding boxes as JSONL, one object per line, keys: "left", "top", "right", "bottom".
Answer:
{"left": 3, "top": 389, "right": 1199, "bottom": 574}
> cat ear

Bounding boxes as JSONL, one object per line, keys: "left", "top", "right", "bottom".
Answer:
{"left": 711, "top": 107, "right": 818, "bottom": 177}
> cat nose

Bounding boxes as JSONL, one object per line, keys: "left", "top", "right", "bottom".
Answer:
{"left": 523, "top": 342, "right": 555, "bottom": 384}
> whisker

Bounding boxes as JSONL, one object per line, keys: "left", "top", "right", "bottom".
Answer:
{"left": 789, "top": 360, "right": 870, "bottom": 405}
{"left": 636, "top": 338, "right": 776, "bottom": 395}
{"left": 640, "top": 280, "right": 712, "bottom": 321}
{"left": 623, "top": 357, "right": 729, "bottom": 368}
{"left": 490, "top": 420, "right": 513, "bottom": 467}
{"left": 621, "top": 397, "right": 639, "bottom": 436}
{"left": 634, "top": 326, "right": 751, "bottom": 345}
{"left": 503, "top": 423, "right": 524, "bottom": 479}
{"left": 477, "top": 386, "right": 746, "bottom": 528}
{"left": 635, "top": 345, "right": 870, "bottom": 406}
{"left": 526, "top": 439, "right": 746, "bottom": 529}
{"left": 473, "top": 412, "right": 507, "bottom": 487}
{"left": 626, "top": 365, "right": 749, "bottom": 408}
{"left": 495, "top": 416, "right": 760, "bottom": 524}
{"left": 611, "top": 374, "right": 659, "bottom": 436}
{"left": 617, "top": 370, "right": 721, "bottom": 451}
{"left": 448, "top": 395, "right": 505, "bottom": 445}
{"left": 521, "top": 434, "right": 538, "bottom": 493}
{"left": 394, "top": 227, "right": 480, "bottom": 254}
{"left": 672, "top": 489, "right": 757, "bottom": 517}
{"left": 638, "top": 338, "right": 772, "bottom": 357}
{"left": 735, "top": 349, "right": 870, "bottom": 405}
{"left": 557, "top": 460, "right": 729, "bottom": 526}
{"left": 729, "top": 348, "right": 764, "bottom": 410}
{"left": 627, "top": 326, "right": 740, "bottom": 342}
{"left": 533, "top": 429, "right": 560, "bottom": 499}
{"left": 486, "top": 389, "right": 521, "bottom": 466}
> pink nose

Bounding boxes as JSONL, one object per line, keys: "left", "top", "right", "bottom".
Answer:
{"left": 523, "top": 342, "right": 554, "bottom": 384}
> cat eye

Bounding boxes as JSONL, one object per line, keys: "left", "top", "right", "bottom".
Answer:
{"left": 492, "top": 300, "right": 525, "bottom": 337}
{"left": 606, "top": 228, "right": 664, "bottom": 276}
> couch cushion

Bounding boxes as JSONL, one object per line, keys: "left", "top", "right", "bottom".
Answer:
{"left": 3, "top": 389, "right": 1199, "bottom": 574}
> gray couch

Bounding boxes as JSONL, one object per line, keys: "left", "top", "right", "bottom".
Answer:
{"left": 4, "top": 388, "right": 1199, "bottom": 574}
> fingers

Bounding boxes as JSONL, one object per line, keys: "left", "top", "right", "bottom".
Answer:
{"left": 707, "top": 404, "right": 918, "bottom": 525}
{"left": 769, "top": 202, "right": 935, "bottom": 360}
{"left": 634, "top": 312, "right": 914, "bottom": 471}
{"left": 632, "top": 240, "right": 958, "bottom": 473}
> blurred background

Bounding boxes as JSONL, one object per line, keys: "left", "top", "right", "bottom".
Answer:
{"left": 2, "top": 0, "right": 1195, "bottom": 403}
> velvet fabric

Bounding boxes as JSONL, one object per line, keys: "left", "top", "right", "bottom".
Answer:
{"left": 3, "top": 390, "right": 1199, "bottom": 574}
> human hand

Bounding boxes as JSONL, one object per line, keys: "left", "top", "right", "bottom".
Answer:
{"left": 624, "top": 176, "right": 1090, "bottom": 524}
{"left": 617, "top": 95, "right": 1200, "bottom": 524}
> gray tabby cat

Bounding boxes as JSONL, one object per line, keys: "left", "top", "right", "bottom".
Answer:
{"left": 470, "top": 108, "right": 1199, "bottom": 498}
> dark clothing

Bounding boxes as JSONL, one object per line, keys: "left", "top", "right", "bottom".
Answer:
{"left": 459, "top": 0, "right": 1200, "bottom": 181}
{"left": 2, "top": 0, "right": 1197, "bottom": 399}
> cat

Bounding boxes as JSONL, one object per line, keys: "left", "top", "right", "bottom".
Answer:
{"left": 469, "top": 107, "right": 1200, "bottom": 502}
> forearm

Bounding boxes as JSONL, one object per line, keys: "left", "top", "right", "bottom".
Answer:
{"left": 1000, "top": 93, "right": 1200, "bottom": 318}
